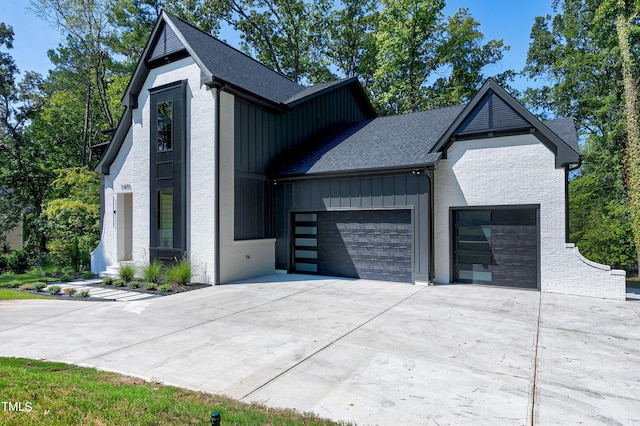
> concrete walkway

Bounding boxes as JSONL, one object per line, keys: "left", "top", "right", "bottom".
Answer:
{"left": 1, "top": 274, "right": 639, "bottom": 425}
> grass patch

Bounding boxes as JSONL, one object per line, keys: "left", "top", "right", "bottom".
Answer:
{"left": 0, "top": 273, "right": 57, "bottom": 287}
{"left": 0, "top": 290, "right": 52, "bottom": 300}
{"left": 0, "top": 357, "right": 350, "bottom": 425}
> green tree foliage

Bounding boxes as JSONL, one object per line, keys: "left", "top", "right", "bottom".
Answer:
{"left": 372, "top": 1, "right": 508, "bottom": 114}
{"left": 0, "top": 22, "right": 50, "bottom": 254}
{"left": 523, "top": 0, "right": 638, "bottom": 271}
{"left": 326, "top": 0, "right": 379, "bottom": 90}
{"left": 212, "top": 0, "right": 334, "bottom": 84}
{"left": 613, "top": 0, "right": 640, "bottom": 275}
{"left": 42, "top": 168, "right": 100, "bottom": 271}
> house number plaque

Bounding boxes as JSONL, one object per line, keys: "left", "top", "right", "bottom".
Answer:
{"left": 121, "top": 184, "right": 132, "bottom": 191}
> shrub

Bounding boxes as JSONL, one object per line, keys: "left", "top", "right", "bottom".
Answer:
{"left": 59, "top": 275, "right": 73, "bottom": 282}
{"left": 0, "top": 255, "right": 8, "bottom": 273}
{"left": 142, "top": 260, "right": 163, "bottom": 284}
{"left": 112, "top": 279, "right": 124, "bottom": 287}
{"left": 127, "top": 281, "right": 139, "bottom": 289}
{"left": 74, "top": 289, "right": 90, "bottom": 298}
{"left": 102, "top": 277, "right": 113, "bottom": 285}
{"left": 31, "top": 282, "right": 47, "bottom": 292}
{"left": 165, "top": 260, "right": 191, "bottom": 286}
{"left": 19, "top": 284, "right": 32, "bottom": 291}
{"left": 3, "top": 281, "right": 21, "bottom": 289}
{"left": 8, "top": 249, "right": 30, "bottom": 274}
{"left": 63, "top": 287, "right": 77, "bottom": 296}
{"left": 144, "top": 282, "right": 157, "bottom": 291}
{"left": 157, "top": 284, "right": 173, "bottom": 293}
{"left": 81, "top": 271, "right": 95, "bottom": 279}
{"left": 47, "top": 285, "right": 62, "bottom": 295}
{"left": 118, "top": 263, "right": 136, "bottom": 283}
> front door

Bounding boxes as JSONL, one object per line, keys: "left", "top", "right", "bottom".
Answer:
{"left": 149, "top": 81, "right": 186, "bottom": 261}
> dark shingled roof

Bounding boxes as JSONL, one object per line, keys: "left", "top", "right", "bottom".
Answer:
{"left": 166, "top": 13, "right": 306, "bottom": 104}
{"left": 272, "top": 105, "right": 465, "bottom": 177}
{"left": 543, "top": 118, "right": 580, "bottom": 154}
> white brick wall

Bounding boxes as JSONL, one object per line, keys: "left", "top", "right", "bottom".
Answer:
{"left": 92, "top": 58, "right": 217, "bottom": 283}
{"left": 92, "top": 57, "right": 275, "bottom": 284}
{"left": 434, "top": 134, "right": 625, "bottom": 300}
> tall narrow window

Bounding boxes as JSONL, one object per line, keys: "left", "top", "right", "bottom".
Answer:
{"left": 157, "top": 101, "right": 173, "bottom": 152}
{"left": 158, "top": 189, "right": 173, "bottom": 247}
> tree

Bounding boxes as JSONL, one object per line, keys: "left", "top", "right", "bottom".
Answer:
{"left": 0, "top": 23, "right": 50, "bottom": 254}
{"left": 371, "top": 0, "right": 508, "bottom": 114}
{"left": 613, "top": 0, "right": 640, "bottom": 275}
{"left": 212, "top": 0, "right": 334, "bottom": 83}
{"left": 523, "top": 0, "right": 638, "bottom": 272}
{"left": 325, "top": 0, "right": 378, "bottom": 90}
{"left": 42, "top": 167, "right": 100, "bottom": 271}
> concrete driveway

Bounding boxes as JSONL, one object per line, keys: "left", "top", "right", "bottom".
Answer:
{"left": 1, "top": 274, "right": 639, "bottom": 425}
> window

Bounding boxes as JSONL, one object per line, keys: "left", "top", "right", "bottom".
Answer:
{"left": 158, "top": 189, "right": 173, "bottom": 247}
{"left": 157, "top": 101, "right": 173, "bottom": 152}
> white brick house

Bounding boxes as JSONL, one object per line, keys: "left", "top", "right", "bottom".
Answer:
{"left": 91, "top": 11, "right": 626, "bottom": 299}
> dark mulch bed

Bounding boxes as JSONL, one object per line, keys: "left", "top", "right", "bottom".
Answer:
{"left": 86, "top": 281, "right": 211, "bottom": 296}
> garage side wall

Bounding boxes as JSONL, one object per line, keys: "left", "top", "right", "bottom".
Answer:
{"left": 434, "top": 134, "right": 625, "bottom": 299}
{"left": 275, "top": 173, "right": 431, "bottom": 282}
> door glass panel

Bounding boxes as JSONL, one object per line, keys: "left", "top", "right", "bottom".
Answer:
{"left": 295, "top": 238, "right": 317, "bottom": 247}
{"left": 157, "top": 101, "right": 173, "bottom": 152}
{"left": 457, "top": 254, "right": 492, "bottom": 265}
{"left": 457, "top": 226, "right": 491, "bottom": 238}
{"left": 158, "top": 189, "right": 173, "bottom": 248}
{"left": 295, "top": 263, "right": 318, "bottom": 272}
{"left": 458, "top": 270, "right": 492, "bottom": 282}
{"left": 457, "top": 211, "right": 491, "bottom": 223}
{"left": 295, "top": 213, "right": 317, "bottom": 222}
{"left": 295, "top": 226, "right": 317, "bottom": 235}
{"left": 458, "top": 240, "right": 491, "bottom": 251}
{"left": 295, "top": 250, "right": 318, "bottom": 259}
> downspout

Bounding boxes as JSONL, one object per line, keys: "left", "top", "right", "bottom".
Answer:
{"left": 427, "top": 169, "right": 435, "bottom": 282}
{"left": 214, "top": 84, "right": 222, "bottom": 285}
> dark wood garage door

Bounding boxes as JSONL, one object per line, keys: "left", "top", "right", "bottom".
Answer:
{"left": 453, "top": 207, "right": 538, "bottom": 289}
{"left": 292, "top": 210, "right": 412, "bottom": 283}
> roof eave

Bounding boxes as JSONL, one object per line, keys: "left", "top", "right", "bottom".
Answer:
{"left": 269, "top": 160, "right": 441, "bottom": 183}
{"left": 286, "top": 78, "right": 377, "bottom": 118}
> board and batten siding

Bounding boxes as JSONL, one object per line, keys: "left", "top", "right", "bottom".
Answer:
{"left": 234, "top": 85, "right": 371, "bottom": 241}
{"left": 275, "top": 173, "right": 431, "bottom": 282}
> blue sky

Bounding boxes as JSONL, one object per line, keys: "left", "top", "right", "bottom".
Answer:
{"left": 1, "top": 0, "right": 553, "bottom": 91}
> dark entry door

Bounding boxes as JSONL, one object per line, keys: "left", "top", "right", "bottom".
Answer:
{"left": 149, "top": 81, "right": 186, "bottom": 261}
{"left": 453, "top": 207, "right": 538, "bottom": 289}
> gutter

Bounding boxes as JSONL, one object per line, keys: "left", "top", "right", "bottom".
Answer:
{"left": 268, "top": 162, "right": 440, "bottom": 184}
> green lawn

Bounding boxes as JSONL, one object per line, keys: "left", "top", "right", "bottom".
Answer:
{"left": 0, "top": 289, "right": 52, "bottom": 300}
{"left": 0, "top": 358, "right": 351, "bottom": 425}
{"left": 0, "top": 272, "right": 58, "bottom": 287}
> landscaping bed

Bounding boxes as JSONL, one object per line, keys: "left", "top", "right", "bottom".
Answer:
{"left": 88, "top": 279, "right": 210, "bottom": 296}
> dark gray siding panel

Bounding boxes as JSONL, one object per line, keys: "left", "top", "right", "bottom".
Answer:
{"left": 148, "top": 24, "right": 186, "bottom": 62}
{"left": 275, "top": 173, "right": 430, "bottom": 281}
{"left": 234, "top": 85, "right": 370, "bottom": 175}
{"left": 456, "top": 90, "right": 530, "bottom": 136}
{"left": 234, "top": 85, "right": 371, "bottom": 241}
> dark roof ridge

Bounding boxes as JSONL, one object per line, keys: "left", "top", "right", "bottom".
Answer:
{"left": 163, "top": 11, "right": 302, "bottom": 90}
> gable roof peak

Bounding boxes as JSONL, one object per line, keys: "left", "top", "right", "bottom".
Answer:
{"left": 432, "top": 77, "right": 580, "bottom": 167}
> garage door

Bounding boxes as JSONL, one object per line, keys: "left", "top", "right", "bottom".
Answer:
{"left": 292, "top": 210, "right": 412, "bottom": 283}
{"left": 453, "top": 208, "right": 538, "bottom": 289}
